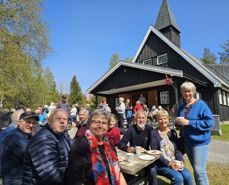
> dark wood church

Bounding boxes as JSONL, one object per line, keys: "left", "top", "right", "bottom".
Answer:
{"left": 86, "top": 0, "right": 229, "bottom": 121}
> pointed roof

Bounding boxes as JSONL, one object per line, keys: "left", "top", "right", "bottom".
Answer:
{"left": 155, "top": 0, "right": 180, "bottom": 32}
{"left": 86, "top": 61, "right": 183, "bottom": 94}
{"left": 131, "top": 25, "right": 229, "bottom": 89}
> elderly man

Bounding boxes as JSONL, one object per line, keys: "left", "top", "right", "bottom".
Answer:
{"left": 22, "top": 108, "right": 71, "bottom": 185}
{"left": 118, "top": 110, "right": 156, "bottom": 185}
{"left": 74, "top": 108, "right": 89, "bottom": 138}
{"left": 1, "top": 111, "right": 38, "bottom": 185}
{"left": 0, "top": 110, "right": 24, "bottom": 177}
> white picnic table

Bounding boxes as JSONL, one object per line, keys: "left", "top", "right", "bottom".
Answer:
{"left": 117, "top": 148, "right": 160, "bottom": 176}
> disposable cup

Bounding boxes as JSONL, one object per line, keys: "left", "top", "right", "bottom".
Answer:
{"left": 135, "top": 146, "right": 142, "bottom": 155}
{"left": 126, "top": 153, "right": 134, "bottom": 162}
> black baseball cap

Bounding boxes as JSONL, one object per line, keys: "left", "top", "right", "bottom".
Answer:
{"left": 62, "top": 95, "right": 67, "bottom": 98}
{"left": 19, "top": 112, "right": 39, "bottom": 121}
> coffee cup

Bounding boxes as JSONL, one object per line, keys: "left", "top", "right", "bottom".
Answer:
{"left": 173, "top": 160, "right": 181, "bottom": 167}
{"left": 176, "top": 117, "right": 184, "bottom": 123}
{"left": 126, "top": 153, "right": 134, "bottom": 162}
{"left": 135, "top": 146, "right": 142, "bottom": 155}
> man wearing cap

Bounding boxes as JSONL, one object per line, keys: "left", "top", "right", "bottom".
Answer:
{"left": 1, "top": 112, "right": 38, "bottom": 185}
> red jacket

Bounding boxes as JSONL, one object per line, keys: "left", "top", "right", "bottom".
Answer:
{"left": 106, "top": 127, "right": 121, "bottom": 146}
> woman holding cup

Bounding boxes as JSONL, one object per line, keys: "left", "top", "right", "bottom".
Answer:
{"left": 176, "top": 81, "right": 214, "bottom": 185}
{"left": 151, "top": 109, "right": 193, "bottom": 185}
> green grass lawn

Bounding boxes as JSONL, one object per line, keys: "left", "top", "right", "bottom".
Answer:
{"left": 212, "top": 124, "right": 229, "bottom": 141}
{"left": 158, "top": 159, "right": 229, "bottom": 185}
{"left": 157, "top": 124, "right": 229, "bottom": 184}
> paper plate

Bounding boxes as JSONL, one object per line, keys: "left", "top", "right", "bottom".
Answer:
{"left": 146, "top": 150, "right": 162, "bottom": 155}
{"left": 139, "top": 154, "right": 155, "bottom": 161}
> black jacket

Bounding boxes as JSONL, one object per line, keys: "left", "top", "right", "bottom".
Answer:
{"left": 22, "top": 124, "right": 71, "bottom": 185}
{"left": 1, "top": 127, "right": 32, "bottom": 185}
{"left": 118, "top": 123, "right": 152, "bottom": 151}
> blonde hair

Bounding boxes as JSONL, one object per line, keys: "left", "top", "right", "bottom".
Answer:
{"left": 156, "top": 109, "right": 169, "bottom": 119}
{"left": 108, "top": 113, "right": 118, "bottom": 127}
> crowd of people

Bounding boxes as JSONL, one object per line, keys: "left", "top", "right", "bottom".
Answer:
{"left": 0, "top": 81, "right": 214, "bottom": 185}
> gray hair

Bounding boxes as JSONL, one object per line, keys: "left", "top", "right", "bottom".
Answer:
{"left": 180, "top": 81, "right": 196, "bottom": 95}
{"left": 134, "top": 110, "right": 147, "bottom": 120}
{"left": 87, "top": 109, "right": 110, "bottom": 126}
{"left": 79, "top": 108, "right": 89, "bottom": 116}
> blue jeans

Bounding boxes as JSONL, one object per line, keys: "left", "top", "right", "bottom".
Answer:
{"left": 185, "top": 144, "right": 209, "bottom": 185}
{"left": 157, "top": 167, "right": 193, "bottom": 185}
{"left": 149, "top": 166, "right": 157, "bottom": 185}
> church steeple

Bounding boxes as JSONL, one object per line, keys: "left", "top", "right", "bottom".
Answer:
{"left": 155, "top": 0, "right": 181, "bottom": 47}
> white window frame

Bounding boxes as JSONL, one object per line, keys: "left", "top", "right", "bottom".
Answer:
{"left": 218, "top": 90, "right": 222, "bottom": 104}
{"left": 223, "top": 91, "right": 227, "bottom": 105}
{"left": 227, "top": 93, "right": 229, "bottom": 106}
{"left": 143, "top": 58, "right": 152, "bottom": 65}
{"left": 160, "top": 91, "right": 169, "bottom": 104}
{"left": 157, "top": 53, "right": 168, "bottom": 65}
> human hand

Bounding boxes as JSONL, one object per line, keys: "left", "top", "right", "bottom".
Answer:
{"left": 169, "top": 161, "right": 183, "bottom": 171}
{"left": 176, "top": 117, "right": 189, "bottom": 126}
{"left": 127, "top": 146, "right": 135, "bottom": 153}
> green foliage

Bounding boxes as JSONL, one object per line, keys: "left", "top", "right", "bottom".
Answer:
{"left": 0, "top": 0, "right": 50, "bottom": 61}
{"left": 218, "top": 40, "right": 229, "bottom": 64}
{"left": 68, "top": 75, "right": 84, "bottom": 106}
{"left": 109, "top": 53, "right": 120, "bottom": 69}
{"left": 201, "top": 48, "right": 217, "bottom": 64}
{"left": 0, "top": 0, "right": 55, "bottom": 109}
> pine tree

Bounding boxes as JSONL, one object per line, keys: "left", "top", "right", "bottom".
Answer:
{"left": 68, "top": 75, "right": 84, "bottom": 106}
{"left": 218, "top": 40, "right": 229, "bottom": 64}
{"left": 109, "top": 53, "right": 120, "bottom": 69}
{"left": 201, "top": 48, "right": 217, "bottom": 64}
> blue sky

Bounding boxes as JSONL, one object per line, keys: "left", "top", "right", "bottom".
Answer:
{"left": 43, "top": 0, "right": 229, "bottom": 94}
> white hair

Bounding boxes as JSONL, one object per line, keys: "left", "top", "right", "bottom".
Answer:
{"left": 180, "top": 81, "right": 196, "bottom": 95}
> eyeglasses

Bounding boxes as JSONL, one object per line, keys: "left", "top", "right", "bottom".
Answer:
{"left": 25, "top": 120, "right": 36, "bottom": 125}
{"left": 91, "top": 120, "right": 108, "bottom": 126}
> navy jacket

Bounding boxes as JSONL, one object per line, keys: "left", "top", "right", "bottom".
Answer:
{"left": 118, "top": 123, "right": 152, "bottom": 151}
{"left": 22, "top": 124, "right": 71, "bottom": 185}
{"left": 1, "top": 127, "right": 32, "bottom": 185}
{"left": 150, "top": 128, "right": 183, "bottom": 167}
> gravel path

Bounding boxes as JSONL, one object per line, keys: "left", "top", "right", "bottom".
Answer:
{"left": 208, "top": 139, "right": 229, "bottom": 165}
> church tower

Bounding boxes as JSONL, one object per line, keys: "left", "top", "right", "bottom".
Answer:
{"left": 155, "top": 0, "right": 181, "bottom": 47}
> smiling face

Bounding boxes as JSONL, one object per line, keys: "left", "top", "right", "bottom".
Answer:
{"left": 157, "top": 115, "right": 169, "bottom": 129}
{"left": 157, "top": 110, "right": 170, "bottom": 130}
{"left": 181, "top": 88, "right": 194, "bottom": 103}
{"left": 19, "top": 118, "right": 36, "bottom": 133}
{"left": 89, "top": 115, "right": 109, "bottom": 140}
{"left": 135, "top": 111, "right": 147, "bottom": 129}
{"left": 180, "top": 82, "right": 196, "bottom": 104}
{"left": 109, "top": 116, "right": 117, "bottom": 128}
{"left": 49, "top": 110, "right": 68, "bottom": 133}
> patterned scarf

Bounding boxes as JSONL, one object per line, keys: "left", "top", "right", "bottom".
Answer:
{"left": 85, "top": 130, "right": 120, "bottom": 185}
